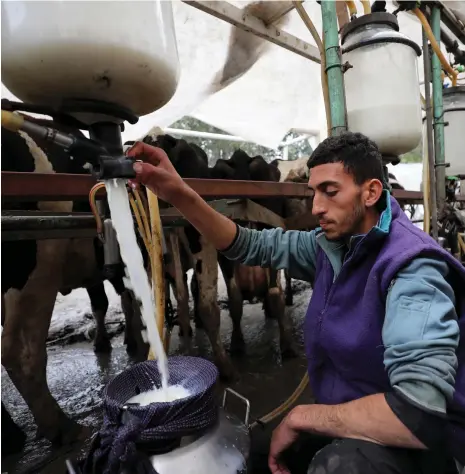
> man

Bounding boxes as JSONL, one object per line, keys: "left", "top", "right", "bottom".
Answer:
{"left": 128, "top": 132, "right": 465, "bottom": 474}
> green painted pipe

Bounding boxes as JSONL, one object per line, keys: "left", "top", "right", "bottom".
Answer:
{"left": 321, "top": 0, "right": 347, "bottom": 137}
{"left": 431, "top": 5, "right": 446, "bottom": 213}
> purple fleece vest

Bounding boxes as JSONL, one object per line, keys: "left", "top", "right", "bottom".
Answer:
{"left": 304, "top": 196, "right": 465, "bottom": 463}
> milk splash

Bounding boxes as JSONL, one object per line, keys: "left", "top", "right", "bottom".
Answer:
{"left": 126, "top": 385, "right": 191, "bottom": 406}
{"left": 104, "top": 179, "right": 168, "bottom": 389}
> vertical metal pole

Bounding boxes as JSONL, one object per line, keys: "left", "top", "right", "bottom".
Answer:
{"left": 431, "top": 6, "right": 446, "bottom": 215}
{"left": 423, "top": 29, "right": 439, "bottom": 241}
{"left": 321, "top": 0, "right": 348, "bottom": 137}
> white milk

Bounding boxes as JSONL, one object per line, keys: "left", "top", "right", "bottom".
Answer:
{"left": 127, "top": 385, "right": 191, "bottom": 406}
{"left": 105, "top": 179, "right": 169, "bottom": 390}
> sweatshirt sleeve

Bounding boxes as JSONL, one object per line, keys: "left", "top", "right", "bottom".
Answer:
{"left": 383, "top": 256, "right": 460, "bottom": 415}
{"left": 220, "top": 225, "right": 318, "bottom": 283}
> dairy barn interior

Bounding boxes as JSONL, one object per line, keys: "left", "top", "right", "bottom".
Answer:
{"left": 1, "top": 0, "right": 465, "bottom": 473}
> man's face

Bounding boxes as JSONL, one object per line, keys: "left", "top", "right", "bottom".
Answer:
{"left": 308, "top": 162, "right": 367, "bottom": 241}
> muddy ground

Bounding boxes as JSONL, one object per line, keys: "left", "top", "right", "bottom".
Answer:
{"left": 2, "top": 274, "right": 314, "bottom": 473}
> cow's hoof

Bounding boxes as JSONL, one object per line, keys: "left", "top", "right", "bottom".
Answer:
{"left": 281, "top": 343, "right": 299, "bottom": 359}
{"left": 125, "top": 339, "right": 138, "bottom": 356}
{"left": 93, "top": 337, "right": 112, "bottom": 354}
{"left": 41, "top": 419, "right": 87, "bottom": 447}
{"left": 230, "top": 334, "right": 246, "bottom": 356}
{"left": 218, "top": 363, "right": 239, "bottom": 383}
{"left": 179, "top": 325, "right": 193, "bottom": 339}
{"left": 2, "top": 424, "right": 26, "bottom": 457}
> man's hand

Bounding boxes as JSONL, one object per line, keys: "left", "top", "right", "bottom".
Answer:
{"left": 127, "top": 141, "right": 188, "bottom": 205}
{"left": 268, "top": 414, "right": 300, "bottom": 474}
{"left": 127, "top": 140, "right": 238, "bottom": 250}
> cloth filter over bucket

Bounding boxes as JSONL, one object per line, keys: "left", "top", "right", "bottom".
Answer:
{"left": 81, "top": 356, "right": 219, "bottom": 474}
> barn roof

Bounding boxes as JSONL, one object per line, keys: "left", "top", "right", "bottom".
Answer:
{"left": 2, "top": 1, "right": 465, "bottom": 149}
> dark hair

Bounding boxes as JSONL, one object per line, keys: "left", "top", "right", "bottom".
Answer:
{"left": 307, "top": 132, "right": 385, "bottom": 186}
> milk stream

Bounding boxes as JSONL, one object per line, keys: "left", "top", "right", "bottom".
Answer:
{"left": 105, "top": 179, "right": 169, "bottom": 391}
{"left": 126, "top": 385, "right": 191, "bottom": 406}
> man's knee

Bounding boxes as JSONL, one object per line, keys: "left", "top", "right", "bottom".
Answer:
{"left": 307, "top": 438, "right": 415, "bottom": 474}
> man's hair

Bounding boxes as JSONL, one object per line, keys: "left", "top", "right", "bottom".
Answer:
{"left": 307, "top": 132, "right": 385, "bottom": 186}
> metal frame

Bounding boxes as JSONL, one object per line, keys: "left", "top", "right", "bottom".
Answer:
{"left": 3, "top": 171, "right": 458, "bottom": 204}
{"left": 182, "top": 1, "right": 321, "bottom": 64}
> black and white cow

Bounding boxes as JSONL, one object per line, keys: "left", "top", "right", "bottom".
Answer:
{"left": 1, "top": 118, "right": 148, "bottom": 446}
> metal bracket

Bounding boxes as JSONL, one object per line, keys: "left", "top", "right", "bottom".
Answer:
{"left": 341, "top": 61, "right": 353, "bottom": 73}
{"left": 222, "top": 387, "right": 251, "bottom": 426}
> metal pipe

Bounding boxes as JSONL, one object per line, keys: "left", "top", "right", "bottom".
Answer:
{"left": 321, "top": 0, "right": 348, "bottom": 136}
{"left": 423, "top": 29, "right": 439, "bottom": 241}
{"left": 431, "top": 6, "right": 447, "bottom": 214}
{"left": 162, "top": 127, "right": 316, "bottom": 146}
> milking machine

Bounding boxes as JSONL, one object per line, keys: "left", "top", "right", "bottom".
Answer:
{"left": 340, "top": 11, "right": 424, "bottom": 184}
{"left": 1, "top": 1, "right": 254, "bottom": 472}
{"left": 1, "top": 0, "right": 180, "bottom": 279}
{"left": 65, "top": 357, "right": 251, "bottom": 474}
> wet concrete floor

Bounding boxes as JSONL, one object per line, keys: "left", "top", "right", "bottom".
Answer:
{"left": 2, "top": 281, "right": 314, "bottom": 473}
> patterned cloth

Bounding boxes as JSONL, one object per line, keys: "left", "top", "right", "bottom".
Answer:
{"left": 82, "top": 356, "right": 219, "bottom": 474}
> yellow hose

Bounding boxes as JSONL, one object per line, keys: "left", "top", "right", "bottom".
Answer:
{"left": 345, "top": 0, "right": 357, "bottom": 17}
{"left": 1, "top": 109, "right": 24, "bottom": 132}
{"left": 413, "top": 8, "right": 458, "bottom": 86}
{"left": 360, "top": 0, "right": 371, "bottom": 15}
{"left": 250, "top": 373, "right": 309, "bottom": 430}
{"left": 89, "top": 182, "right": 167, "bottom": 362}
{"left": 293, "top": 1, "right": 331, "bottom": 137}
{"left": 89, "top": 183, "right": 106, "bottom": 240}
{"left": 146, "top": 191, "right": 166, "bottom": 361}
{"left": 458, "top": 233, "right": 465, "bottom": 256}
{"left": 422, "top": 126, "right": 431, "bottom": 234}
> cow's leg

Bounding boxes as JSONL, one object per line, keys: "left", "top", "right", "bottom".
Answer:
{"left": 264, "top": 269, "right": 297, "bottom": 358}
{"left": 193, "top": 240, "right": 237, "bottom": 380}
{"left": 86, "top": 283, "right": 111, "bottom": 353}
{"left": 218, "top": 256, "right": 245, "bottom": 354}
{"left": 190, "top": 272, "right": 204, "bottom": 330}
{"left": 284, "top": 270, "right": 293, "bottom": 306}
{"left": 168, "top": 232, "right": 192, "bottom": 349}
{"left": 129, "top": 293, "right": 150, "bottom": 361}
{"left": 108, "top": 275, "right": 147, "bottom": 358}
{"left": 2, "top": 240, "right": 84, "bottom": 444}
{"left": 123, "top": 290, "right": 149, "bottom": 360}
{"left": 1, "top": 402, "right": 27, "bottom": 456}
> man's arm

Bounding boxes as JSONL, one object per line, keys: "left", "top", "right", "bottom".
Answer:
{"left": 269, "top": 393, "right": 425, "bottom": 473}
{"left": 382, "top": 256, "right": 459, "bottom": 447}
{"left": 269, "top": 256, "right": 459, "bottom": 471}
{"left": 220, "top": 225, "right": 317, "bottom": 282}
{"left": 129, "top": 142, "right": 318, "bottom": 281}
{"left": 288, "top": 393, "right": 426, "bottom": 448}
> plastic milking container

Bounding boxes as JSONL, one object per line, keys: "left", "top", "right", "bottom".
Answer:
{"left": 341, "top": 12, "right": 423, "bottom": 157}
{"left": 443, "top": 86, "right": 465, "bottom": 177}
{"left": 1, "top": 1, "right": 180, "bottom": 120}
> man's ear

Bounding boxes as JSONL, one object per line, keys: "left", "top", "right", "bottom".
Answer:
{"left": 363, "top": 179, "right": 383, "bottom": 208}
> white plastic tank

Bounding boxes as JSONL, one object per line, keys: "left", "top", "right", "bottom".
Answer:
{"left": 341, "top": 13, "right": 423, "bottom": 158}
{"left": 1, "top": 1, "right": 180, "bottom": 119}
{"left": 443, "top": 86, "right": 465, "bottom": 177}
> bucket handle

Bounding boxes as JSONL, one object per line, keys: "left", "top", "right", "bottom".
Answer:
{"left": 222, "top": 387, "right": 251, "bottom": 426}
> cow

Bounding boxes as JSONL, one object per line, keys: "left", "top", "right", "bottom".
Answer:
{"left": 1, "top": 118, "right": 149, "bottom": 446}
{"left": 270, "top": 157, "right": 316, "bottom": 306}
{"left": 211, "top": 149, "right": 297, "bottom": 357}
